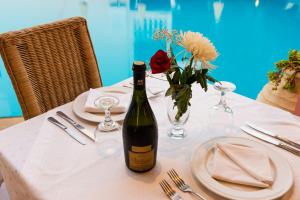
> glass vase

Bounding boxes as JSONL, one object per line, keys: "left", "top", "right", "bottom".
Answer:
{"left": 167, "top": 97, "right": 190, "bottom": 139}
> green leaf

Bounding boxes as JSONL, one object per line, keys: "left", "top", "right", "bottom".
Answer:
{"left": 203, "top": 79, "right": 208, "bottom": 91}
{"left": 201, "top": 69, "right": 208, "bottom": 75}
{"left": 166, "top": 71, "right": 172, "bottom": 85}
{"left": 169, "top": 46, "right": 178, "bottom": 65}
{"left": 198, "top": 75, "right": 205, "bottom": 88}
{"left": 172, "top": 68, "right": 181, "bottom": 84}
{"left": 188, "top": 57, "right": 194, "bottom": 68}
{"left": 180, "top": 69, "right": 187, "bottom": 84}
{"left": 165, "top": 87, "right": 173, "bottom": 96}
{"left": 173, "top": 85, "right": 192, "bottom": 120}
{"left": 187, "top": 74, "right": 196, "bottom": 84}
{"left": 206, "top": 75, "right": 218, "bottom": 83}
{"left": 269, "top": 49, "right": 300, "bottom": 91}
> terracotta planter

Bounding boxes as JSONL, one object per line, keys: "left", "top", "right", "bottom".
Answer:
{"left": 257, "top": 72, "right": 300, "bottom": 113}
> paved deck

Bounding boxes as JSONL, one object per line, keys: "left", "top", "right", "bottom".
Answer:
{"left": 0, "top": 117, "right": 24, "bottom": 130}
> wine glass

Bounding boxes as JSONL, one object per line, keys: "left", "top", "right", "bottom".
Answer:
{"left": 209, "top": 81, "right": 236, "bottom": 135}
{"left": 94, "top": 96, "right": 120, "bottom": 132}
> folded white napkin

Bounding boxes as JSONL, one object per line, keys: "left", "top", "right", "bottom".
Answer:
{"left": 211, "top": 143, "right": 274, "bottom": 188}
{"left": 84, "top": 89, "right": 131, "bottom": 114}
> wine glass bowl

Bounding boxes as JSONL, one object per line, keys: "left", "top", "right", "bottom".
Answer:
{"left": 213, "top": 81, "right": 236, "bottom": 93}
{"left": 209, "top": 81, "right": 236, "bottom": 134}
{"left": 94, "top": 96, "right": 120, "bottom": 132}
{"left": 213, "top": 81, "right": 236, "bottom": 113}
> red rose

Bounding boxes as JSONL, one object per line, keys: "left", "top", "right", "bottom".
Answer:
{"left": 150, "top": 50, "right": 171, "bottom": 74}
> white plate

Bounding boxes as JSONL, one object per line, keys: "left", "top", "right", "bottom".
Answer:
{"left": 191, "top": 137, "right": 293, "bottom": 200}
{"left": 72, "top": 87, "right": 131, "bottom": 123}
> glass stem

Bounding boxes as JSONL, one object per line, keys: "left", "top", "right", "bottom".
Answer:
{"left": 219, "top": 91, "right": 227, "bottom": 106}
{"left": 104, "top": 108, "right": 112, "bottom": 123}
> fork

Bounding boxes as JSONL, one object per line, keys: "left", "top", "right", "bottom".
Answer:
{"left": 168, "top": 169, "right": 206, "bottom": 200}
{"left": 123, "top": 83, "right": 163, "bottom": 96}
{"left": 159, "top": 179, "right": 184, "bottom": 200}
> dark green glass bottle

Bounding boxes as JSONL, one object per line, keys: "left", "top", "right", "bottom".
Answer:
{"left": 122, "top": 61, "right": 158, "bottom": 172}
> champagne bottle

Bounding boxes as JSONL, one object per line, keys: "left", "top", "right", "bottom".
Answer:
{"left": 122, "top": 61, "right": 158, "bottom": 172}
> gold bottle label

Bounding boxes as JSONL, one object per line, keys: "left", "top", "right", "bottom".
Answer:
{"left": 129, "top": 145, "right": 154, "bottom": 171}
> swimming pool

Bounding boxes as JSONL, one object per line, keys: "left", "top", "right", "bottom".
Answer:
{"left": 1, "top": 0, "right": 300, "bottom": 117}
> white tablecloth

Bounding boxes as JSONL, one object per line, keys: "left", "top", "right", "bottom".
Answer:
{"left": 0, "top": 77, "right": 300, "bottom": 200}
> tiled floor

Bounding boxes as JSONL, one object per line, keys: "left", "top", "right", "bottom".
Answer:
{"left": 0, "top": 117, "right": 24, "bottom": 130}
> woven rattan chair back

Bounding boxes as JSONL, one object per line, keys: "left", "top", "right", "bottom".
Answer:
{"left": 0, "top": 17, "right": 102, "bottom": 120}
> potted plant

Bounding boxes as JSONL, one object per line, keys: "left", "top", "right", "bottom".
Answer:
{"left": 257, "top": 49, "right": 300, "bottom": 112}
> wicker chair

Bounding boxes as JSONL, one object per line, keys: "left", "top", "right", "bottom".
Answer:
{"left": 0, "top": 17, "right": 102, "bottom": 120}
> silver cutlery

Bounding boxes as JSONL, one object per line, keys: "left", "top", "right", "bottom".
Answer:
{"left": 247, "top": 122, "right": 300, "bottom": 150}
{"left": 122, "top": 83, "right": 163, "bottom": 96}
{"left": 167, "top": 169, "right": 206, "bottom": 200}
{"left": 122, "top": 84, "right": 133, "bottom": 89}
{"left": 56, "top": 111, "right": 95, "bottom": 141}
{"left": 241, "top": 126, "right": 300, "bottom": 156}
{"left": 159, "top": 179, "right": 184, "bottom": 200}
{"left": 129, "top": 82, "right": 163, "bottom": 95}
{"left": 48, "top": 117, "right": 86, "bottom": 145}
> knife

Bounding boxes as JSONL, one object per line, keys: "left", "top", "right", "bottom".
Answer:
{"left": 241, "top": 126, "right": 300, "bottom": 156}
{"left": 56, "top": 111, "right": 95, "bottom": 141}
{"left": 247, "top": 122, "right": 300, "bottom": 150}
{"left": 48, "top": 117, "right": 86, "bottom": 145}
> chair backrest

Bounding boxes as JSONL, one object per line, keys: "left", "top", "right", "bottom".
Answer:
{"left": 0, "top": 17, "right": 102, "bottom": 120}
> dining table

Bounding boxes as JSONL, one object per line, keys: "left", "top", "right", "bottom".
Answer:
{"left": 0, "top": 76, "right": 299, "bottom": 200}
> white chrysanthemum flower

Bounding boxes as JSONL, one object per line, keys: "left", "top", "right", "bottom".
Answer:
{"left": 180, "top": 31, "right": 218, "bottom": 68}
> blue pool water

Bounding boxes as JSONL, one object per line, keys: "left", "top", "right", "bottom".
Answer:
{"left": 1, "top": 0, "right": 300, "bottom": 117}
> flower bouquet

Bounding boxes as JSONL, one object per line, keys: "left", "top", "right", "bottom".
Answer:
{"left": 150, "top": 30, "right": 219, "bottom": 121}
